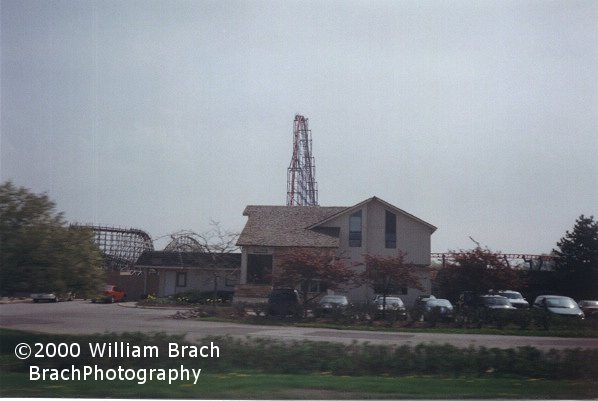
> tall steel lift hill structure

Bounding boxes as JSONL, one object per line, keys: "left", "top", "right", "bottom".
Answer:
{"left": 286, "top": 114, "right": 318, "bottom": 206}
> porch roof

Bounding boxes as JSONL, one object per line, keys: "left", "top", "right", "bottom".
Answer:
{"left": 135, "top": 251, "right": 240, "bottom": 269}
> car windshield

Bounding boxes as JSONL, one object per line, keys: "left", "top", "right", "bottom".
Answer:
{"left": 483, "top": 297, "right": 510, "bottom": 306}
{"left": 320, "top": 296, "right": 348, "bottom": 305}
{"left": 546, "top": 297, "right": 576, "bottom": 308}
{"left": 427, "top": 299, "right": 452, "bottom": 308}
{"left": 501, "top": 292, "right": 523, "bottom": 300}
{"left": 381, "top": 298, "right": 403, "bottom": 306}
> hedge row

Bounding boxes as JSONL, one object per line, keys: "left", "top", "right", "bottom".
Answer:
{"left": 1, "top": 330, "right": 596, "bottom": 379}
{"left": 204, "top": 336, "right": 598, "bottom": 379}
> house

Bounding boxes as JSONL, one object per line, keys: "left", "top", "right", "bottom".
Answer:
{"left": 135, "top": 251, "right": 240, "bottom": 298}
{"left": 235, "top": 196, "right": 437, "bottom": 305}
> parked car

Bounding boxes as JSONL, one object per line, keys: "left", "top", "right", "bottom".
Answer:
{"left": 415, "top": 294, "right": 436, "bottom": 302}
{"left": 413, "top": 294, "right": 436, "bottom": 307}
{"left": 373, "top": 296, "right": 407, "bottom": 320}
{"left": 422, "top": 298, "right": 454, "bottom": 321}
{"left": 31, "top": 292, "right": 74, "bottom": 303}
{"left": 578, "top": 300, "right": 598, "bottom": 318}
{"left": 372, "top": 294, "right": 406, "bottom": 303}
{"left": 497, "top": 290, "right": 529, "bottom": 309}
{"left": 266, "top": 288, "right": 302, "bottom": 317}
{"left": 533, "top": 295, "right": 585, "bottom": 319}
{"left": 31, "top": 292, "right": 57, "bottom": 303}
{"left": 457, "top": 291, "right": 477, "bottom": 308}
{"left": 92, "top": 285, "right": 127, "bottom": 303}
{"left": 315, "top": 295, "right": 350, "bottom": 317}
{"left": 478, "top": 295, "right": 516, "bottom": 310}
{"left": 412, "top": 294, "right": 437, "bottom": 321}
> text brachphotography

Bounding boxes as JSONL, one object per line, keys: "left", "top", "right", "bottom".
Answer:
{"left": 30, "top": 364, "right": 201, "bottom": 385}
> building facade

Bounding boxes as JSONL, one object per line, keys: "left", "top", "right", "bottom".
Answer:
{"left": 135, "top": 251, "right": 240, "bottom": 298}
{"left": 236, "top": 197, "right": 436, "bottom": 305}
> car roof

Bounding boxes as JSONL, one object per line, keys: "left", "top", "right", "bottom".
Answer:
{"left": 426, "top": 298, "right": 451, "bottom": 304}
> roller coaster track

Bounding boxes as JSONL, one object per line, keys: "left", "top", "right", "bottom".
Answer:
{"left": 72, "top": 223, "right": 556, "bottom": 273}
{"left": 431, "top": 252, "right": 557, "bottom": 270}
{"left": 71, "top": 225, "right": 154, "bottom": 272}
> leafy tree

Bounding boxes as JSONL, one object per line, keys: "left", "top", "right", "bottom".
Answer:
{"left": 167, "top": 221, "right": 240, "bottom": 305}
{"left": 435, "top": 246, "right": 521, "bottom": 302}
{"left": 0, "top": 182, "right": 105, "bottom": 296}
{"left": 360, "top": 252, "right": 424, "bottom": 317}
{"left": 553, "top": 215, "right": 598, "bottom": 299}
{"left": 274, "top": 248, "right": 354, "bottom": 314}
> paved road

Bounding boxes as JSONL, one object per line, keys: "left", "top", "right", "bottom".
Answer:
{"left": 1, "top": 300, "right": 597, "bottom": 350}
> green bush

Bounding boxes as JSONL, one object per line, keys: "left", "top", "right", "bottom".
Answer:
{"left": 450, "top": 307, "right": 595, "bottom": 332}
{"left": 140, "top": 291, "right": 234, "bottom": 306}
{"left": 512, "top": 309, "right": 533, "bottom": 329}
{"left": 2, "top": 329, "right": 597, "bottom": 379}
{"left": 170, "top": 290, "right": 233, "bottom": 305}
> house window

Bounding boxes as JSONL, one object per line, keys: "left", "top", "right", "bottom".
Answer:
{"left": 385, "top": 210, "right": 397, "bottom": 248}
{"left": 247, "top": 254, "right": 272, "bottom": 284}
{"left": 176, "top": 272, "right": 187, "bottom": 287}
{"left": 349, "top": 210, "right": 362, "bottom": 247}
{"left": 308, "top": 280, "right": 328, "bottom": 293}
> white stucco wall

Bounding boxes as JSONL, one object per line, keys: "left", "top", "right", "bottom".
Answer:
{"left": 158, "top": 269, "right": 237, "bottom": 297}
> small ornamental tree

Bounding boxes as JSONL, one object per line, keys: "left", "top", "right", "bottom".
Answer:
{"left": 360, "top": 252, "right": 424, "bottom": 318}
{"left": 435, "top": 246, "right": 521, "bottom": 302}
{"left": 189, "top": 221, "right": 240, "bottom": 306}
{"left": 274, "top": 248, "right": 354, "bottom": 314}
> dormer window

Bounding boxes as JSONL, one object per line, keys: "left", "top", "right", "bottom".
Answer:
{"left": 349, "top": 210, "right": 362, "bottom": 247}
{"left": 385, "top": 210, "right": 397, "bottom": 248}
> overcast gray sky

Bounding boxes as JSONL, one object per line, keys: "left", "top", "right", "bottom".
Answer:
{"left": 1, "top": 0, "right": 596, "bottom": 253}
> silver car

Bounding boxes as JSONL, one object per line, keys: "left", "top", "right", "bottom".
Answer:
{"left": 497, "top": 290, "right": 529, "bottom": 309}
{"left": 533, "top": 295, "right": 585, "bottom": 319}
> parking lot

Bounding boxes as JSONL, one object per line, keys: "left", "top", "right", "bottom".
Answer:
{"left": 1, "top": 300, "right": 598, "bottom": 350}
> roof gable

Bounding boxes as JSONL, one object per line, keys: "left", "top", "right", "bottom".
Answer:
{"left": 309, "top": 196, "right": 437, "bottom": 232}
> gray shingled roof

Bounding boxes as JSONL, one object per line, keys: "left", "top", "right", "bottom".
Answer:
{"left": 236, "top": 197, "right": 437, "bottom": 248}
{"left": 237, "top": 205, "right": 347, "bottom": 247}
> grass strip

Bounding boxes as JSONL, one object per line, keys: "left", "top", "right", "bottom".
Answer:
{"left": 197, "top": 316, "right": 598, "bottom": 338}
{"left": 1, "top": 371, "right": 597, "bottom": 399}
